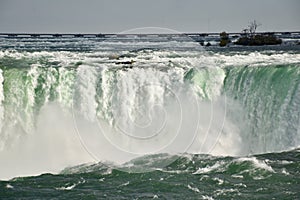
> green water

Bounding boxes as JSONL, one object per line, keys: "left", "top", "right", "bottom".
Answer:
{"left": 1, "top": 150, "right": 299, "bottom": 199}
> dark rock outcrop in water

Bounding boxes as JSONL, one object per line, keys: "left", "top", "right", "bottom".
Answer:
{"left": 219, "top": 31, "right": 231, "bottom": 47}
{"left": 235, "top": 34, "right": 282, "bottom": 46}
{"left": 234, "top": 20, "right": 282, "bottom": 46}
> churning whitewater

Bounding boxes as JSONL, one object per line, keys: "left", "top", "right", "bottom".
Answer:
{"left": 0, "top": 35, "right": 299, "bottom": 199}
{"left": 0, "top": 42, "right": 299, "bottom": 180}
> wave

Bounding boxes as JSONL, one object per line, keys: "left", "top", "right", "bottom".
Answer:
{"left": 57, "top": 147, "right": 300, "bottom": 178}
{"left": 2, "top": 148, "right": 298, "bottom": 199}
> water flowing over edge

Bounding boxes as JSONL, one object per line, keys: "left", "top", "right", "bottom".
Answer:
{"left": 0, "top": 49, "right": 299, "bottom": 180}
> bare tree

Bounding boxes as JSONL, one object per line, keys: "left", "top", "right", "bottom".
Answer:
{"left": 248, "top": 20, "right": 261, "bottom": 36}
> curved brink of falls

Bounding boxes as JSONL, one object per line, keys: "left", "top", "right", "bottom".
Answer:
{"left": 0, "top": 50, "right": 299, "bottom": 179}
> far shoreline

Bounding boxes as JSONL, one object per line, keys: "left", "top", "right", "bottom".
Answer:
{"left": 0, "top": 31, "right": 299, "bottom": 49}
{"left": 0, "top": 31, "right": 300, "bottom": 37}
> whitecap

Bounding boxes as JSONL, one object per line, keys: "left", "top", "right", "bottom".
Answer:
{"left": 237, "top": 157, "right": 275, "bottom": 172}
{"left": 193, "top": 161, "right": 224, "bottom": 174}
{"left": 6, "top": 184, "right": 13, "bottom": 189}
{"left": 187, "top": 184, "right": 200, "bottom": 193}
{"left": 56, "top": 183, "right": 77, "bottom": 191}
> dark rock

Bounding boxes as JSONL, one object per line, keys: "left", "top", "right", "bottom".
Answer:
{"left": 235, "top": 34, "right": 282, "bottom": 46}
{"left": 219, "top": 31, "right": 230, "bottom": 47}
{"left": 115, "top": 60, "right": 135, "bottom": 65}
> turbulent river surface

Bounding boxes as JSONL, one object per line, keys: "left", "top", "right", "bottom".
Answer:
{"left": 0, "top": 34, "right": 299, "bottom": 199}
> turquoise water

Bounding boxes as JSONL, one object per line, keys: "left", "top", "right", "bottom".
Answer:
{"left": 0, "top": 36, "right": 299, "bottom": 199}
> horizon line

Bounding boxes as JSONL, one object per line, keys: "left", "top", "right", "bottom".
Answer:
{"left": 0, "top": 31, "right": 300, "bottom": 35}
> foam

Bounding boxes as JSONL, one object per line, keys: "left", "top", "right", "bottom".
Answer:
{"left": 236, "top": 157, "right": 275, "bottom": 172}
{"left": 187, "top": 184, "right": 200, "bottom": 193}
{"left": 1, "top": 50, "right": 299, "bottom": 70}
{"left": 193, "top": 161, "right": 224, "bottom": 174}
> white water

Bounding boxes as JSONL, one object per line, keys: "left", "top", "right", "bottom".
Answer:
{"left": 0, "top": 69, "right": 4, "bottom": 148}
{"left": 0, "top": 49, "right": 299, "bottom": 179}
